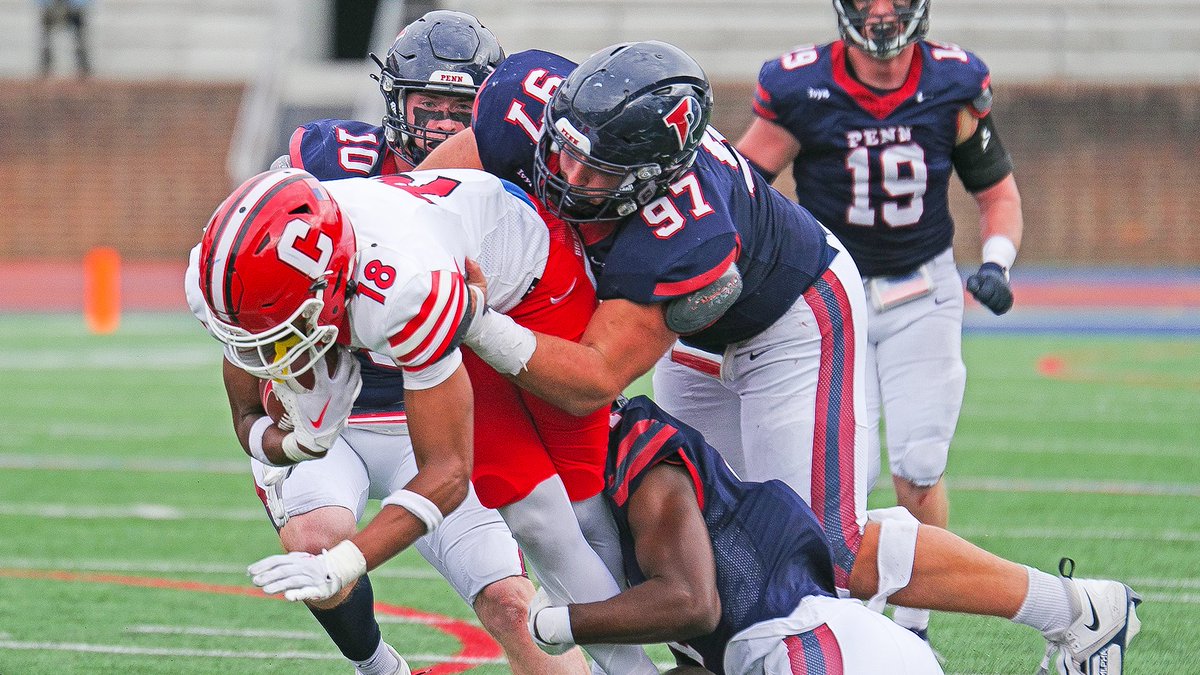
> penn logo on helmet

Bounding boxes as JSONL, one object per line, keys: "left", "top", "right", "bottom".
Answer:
{"left": 663, "top": 96, "right": 700, "bottom": 151}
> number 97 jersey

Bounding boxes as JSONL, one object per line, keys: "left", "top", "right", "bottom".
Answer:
{"left": 754, "top": 40, "right": 992, "bottom": 277}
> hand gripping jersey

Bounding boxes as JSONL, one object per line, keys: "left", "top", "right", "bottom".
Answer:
{"left": 287, "top": 119, "right": 413, "bottom": 179}
{"left": 186, "top": 170, "right": 548, "bottom": 391}
{"left": 606, "top": 396, "right": 837, "bottom": 674}
{"left": 754, "top": 40, "right": 993, "bottom": 277}
{"left": 473, "top": 50, "right": 837, "bottom": 354}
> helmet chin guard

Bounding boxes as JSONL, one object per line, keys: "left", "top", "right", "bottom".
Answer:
{"left": 208, "top": 295, "right": 339, "bottom": 382}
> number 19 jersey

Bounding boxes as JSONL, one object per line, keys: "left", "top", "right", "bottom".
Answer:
{"left": 754, "top": 40, "right": 992, "bottom": 277}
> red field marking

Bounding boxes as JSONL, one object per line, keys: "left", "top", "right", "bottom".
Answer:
{"left": 0, "top": 260, "right": 188, "bottom": 311}
{"left": 1037, "top": 355, "right": 1067, "bottom": 377}
{"left": 1006, "top": 282, "right": 1200, "bottom": 308}
{"left": 1035, "top": 351, "right": 1200, "bottom": 389}
{"left": 0, "top": 568, "right": 501, "bottom": 673}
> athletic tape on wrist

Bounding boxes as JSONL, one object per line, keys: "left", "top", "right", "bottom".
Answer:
{"left": 324, "top": 540, "right": 368, "bottom": 585}
{"left": 468, "top": 310, "right": 536, "bottom": 376}
{"left": 982, "top": 235, "right": 1018, "bottom": 271}
{"left": 865, "top": 506, "right": 920, "bottom": 612}
{"left": 381, "top": 488, "right": 445, "bottom": 533}
{"left": 534, "top": 605, "right": 574, "bottom": 646}
{"left": 280, "top": 433, "right": 314, "bottom": 463}
{"left": 248, "top": 415, "right": 275, "bottom": 465}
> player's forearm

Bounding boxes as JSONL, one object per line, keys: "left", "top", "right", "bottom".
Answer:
{"left": 232, "top": 413, "right": 292, "bottom": 465}
{"left": 350, "top": 501, "right": 439, "bottom": 571}
{"left": 976, "top": 175, "right": 1024, "bottom": 250}
{"left": 568, "top": 577, "right": 720, "bottom": 645}
{"left": 512, "top": 333, "right": 632, "bottom": 416}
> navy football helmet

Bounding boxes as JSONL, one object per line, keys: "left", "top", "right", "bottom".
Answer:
{"left": 373, "top": 10, "right": 503, "bottom": 163}
{"left": 834, "top": 0, "right": 930, "bottom": 60}
{"left": 533, "top": 41, "right": 713, "bottom": 225}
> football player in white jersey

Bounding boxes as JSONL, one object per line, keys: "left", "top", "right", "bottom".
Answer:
{"left": 188, "top": 168, "right": 655, "bottom": 674}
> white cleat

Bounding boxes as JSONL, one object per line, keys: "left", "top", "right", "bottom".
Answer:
{"left": 1038, "top": 559, "right": 1142, "bottom": 675}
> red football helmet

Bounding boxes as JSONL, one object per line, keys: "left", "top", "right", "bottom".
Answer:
{"left": 198, "top": 168, "right": 356, "bottom": 381}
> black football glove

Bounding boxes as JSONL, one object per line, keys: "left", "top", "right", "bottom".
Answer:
{"left": 965, "top": 262, "right": 1013, "bottom": 315}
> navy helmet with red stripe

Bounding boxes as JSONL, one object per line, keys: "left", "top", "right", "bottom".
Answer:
{"left": 198, "top": 168, "right": 355, "bottom": 381}
{"left": 533, "top": 40, "right": 713, "bottom": 225}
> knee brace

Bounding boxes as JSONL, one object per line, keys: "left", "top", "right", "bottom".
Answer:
{"left": 865, "top": 506, "right": 919, "bottom": 612}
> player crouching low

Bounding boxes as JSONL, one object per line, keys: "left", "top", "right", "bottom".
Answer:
{"left": 522, "top": 396, "right": 1141, "bottom": 675}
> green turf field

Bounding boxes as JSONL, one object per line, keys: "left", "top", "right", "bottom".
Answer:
{"left": 1, "top": 313, "right": 1195, "bottom": 674}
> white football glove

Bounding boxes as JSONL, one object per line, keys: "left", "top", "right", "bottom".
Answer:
{"left": 274, "top": 346, "right": 362, "bottom": 459}
{"left": 526, "top": 587, "right": 575, "bottom": 655}
{"left": 248, "top": 540, "right": 366, "bottom": 602}
{"left": 259, "top": 464, "right": 293, "bottom": 528}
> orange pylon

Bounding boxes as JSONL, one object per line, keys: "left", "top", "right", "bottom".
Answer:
{"left": 83, "top": 247, "right": 121, "bottom": 334}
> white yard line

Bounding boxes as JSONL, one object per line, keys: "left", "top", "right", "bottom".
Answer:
{"left": 950, "top": 477, "right": 1200, "bottom": 497}
{"left": 5, "top": 453, "right": 1198, "bottom": 495}
{"left": 0, "top": 640, "right": 504, "bottom": 665}
{"left": 0, "top": 503, "right": 264, "bottom": 521}
{"left": 0, "top": 454, "right": 245, "bottom": 474}
{"left": 952, "top": 525, "right": 1200, "bottom": 543}
{"left": 0, "top": 557, "right": 444, "bottom": 580}
{"left": 126, "top": 625, "right": 326, "bottom": 640}
{"left": 963, "top": 436, "right": 1197, "bottom": 459}
{"left": 0, "top": 347, "right": 218, "bottom": 370}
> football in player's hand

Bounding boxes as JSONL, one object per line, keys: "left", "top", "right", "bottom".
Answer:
{"left": 259, "top": 380, "right": 294, "bottom": 430}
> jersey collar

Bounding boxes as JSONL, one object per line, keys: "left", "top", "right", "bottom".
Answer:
{"left": 831, "top": 40, "right": 923, "bottom": 120}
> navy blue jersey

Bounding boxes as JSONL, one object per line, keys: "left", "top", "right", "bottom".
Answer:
{"left": 474, "top": 50, "right": 836, "bottom": 353}
{"left": 287, "top": 118, "right": 409, "bottom": 416}
{"left": 287, "top": 119, "right": 412, "bottom": 179}
{"left": 605, "top": 396, "right": 836, "bottom": 674}
{"left": 755, "top": 40, "right": 992, "bottom": 277}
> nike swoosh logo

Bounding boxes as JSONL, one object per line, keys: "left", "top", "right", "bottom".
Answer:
{"left": 309, "top": 398, "right": 332, "bottom": 428}
{"left": 549, "top": 279, "right": 577, "bottom": 304}
{"left": 1083, "top": 592, "right": 1101, "bottom": 632}
{"left": 748, "top": 349, "right": 767, "bottom": 361}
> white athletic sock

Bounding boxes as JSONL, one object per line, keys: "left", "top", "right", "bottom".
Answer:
{"left": 892, "top": 606, "right": 930, "bottom": 631}
{"left": 352, "top": 640, "right": 405, "bottom": 675}
{"left": 1013, "top": 566, "right": 1075, "bottom": 635}
{"left": 499, "top": 477, "right": 657, "bottom": 674}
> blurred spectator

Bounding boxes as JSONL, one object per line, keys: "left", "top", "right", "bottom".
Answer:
{"left": 37, "top": 0, "right": 92, "bottom": 77}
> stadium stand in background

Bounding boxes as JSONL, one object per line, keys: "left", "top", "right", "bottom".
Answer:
{"left": 1, "top": 0, "right": 1199, "bottom": 310}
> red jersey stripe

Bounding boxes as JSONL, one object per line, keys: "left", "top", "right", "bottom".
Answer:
{"left": 389, "top": 270, "right": 446, "bottom": 350}
{"left": 398, "top": 273, "right": 466, "bottom": 366}
{"left": 652, "top": 244, "right": 740, "bottom": 297}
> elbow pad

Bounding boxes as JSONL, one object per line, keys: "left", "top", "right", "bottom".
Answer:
{"left": 952, "top": 112, "right": 1013, "bottom": 192}
{"left": 664, "top": 263, "right": 743, "bottom": 335}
